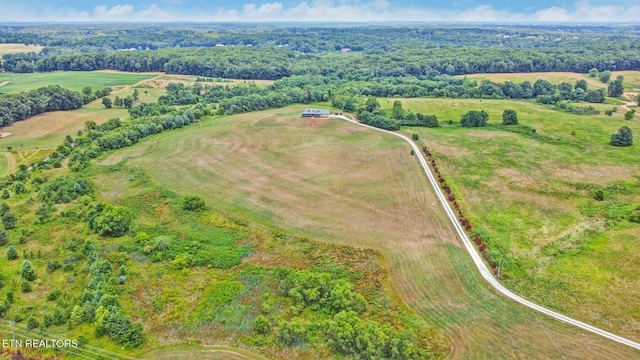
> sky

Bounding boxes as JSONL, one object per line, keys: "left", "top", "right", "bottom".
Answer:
{"left": 0, "top": 0, "right": 639, "bottom": 23}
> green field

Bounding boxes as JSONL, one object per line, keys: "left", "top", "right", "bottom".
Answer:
{"left": 0, "top": 71, "right": 157, "bottom": 93}
{"left": 102, "top": 105, "right": 640, "bottom": 359}
{"left": 392, "top": 97, "right": 640, "bottom": 340}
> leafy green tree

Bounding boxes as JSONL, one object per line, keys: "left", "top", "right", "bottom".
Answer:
{"left": 19, "top": 260, "right": 36, "bottom": 281}
{"left": 12, "top": 182, "right": 26, "bottom": 194}
{"left": 574, "top": 79, "right": 588, "bottom": 92}
{"left": 363, "top": 97, "right": 380, "bottom": 113}
{"left": 182, "top": 196, "right": 205, "bottom": 211}
{"left": 608, "top": 75, "right": 624, "bottom": 97}
{"left": 624, "top": 110, "right": 635, "bottom": 120}
{"left": 588, "top": 68, "right": 599, "bottom": 78}
{"left": 254, "top": 315, "right": 271, "bottom": 334}
{"left": 610, "top": 126, "right": 633, "bottom": 146}
{"left": 88, "top": 204, "right": 132, "bottom": 237}
{"left": 6, "top": 245, "right": 18, "bottom": 260}
{"left": 502, "top": 109, "right": 518, "bottom": 125}
{"left": 114, "top": 96, "right": 123, "bottom": 107}
{"left": 102, "top": 97, "right": 112, "bottom": 109}
{"left": 123, "top": 97, "right": 133, "bottom": 109}
{"left": 599, "top": 70, "right": 611, "bottom": 83}
{"left": 70, "top": 305, "right": 85, "bottom": 326}
{"left": 391, "top": 100, "right": 404, "bottom": 120}
{"left": 461, "top": 110, "right": 489, "bottom": 127}
{"left": 1, "top": 189, "right": 9, "bottom": 199}
{"left": 20, "top": 281, "right": 32, "bottom": 293}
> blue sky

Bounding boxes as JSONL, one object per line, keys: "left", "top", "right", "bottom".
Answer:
{"left": 1, "top": 1, "right": 639, "bottom": 22}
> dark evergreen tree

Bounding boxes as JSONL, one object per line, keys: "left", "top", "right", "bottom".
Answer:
{"left": 610, "top": 126, "right": 633, "bottom": 146}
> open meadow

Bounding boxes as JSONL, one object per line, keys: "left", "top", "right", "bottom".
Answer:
{"left": 0, "top": 71, "right": 157, "bottom": 94}
{"left": 102, "top": 104, "right": 640, "bottom": 359}
{"left": 0, "top": 43, "right": 43, "bottom": 55}
{"left": 390, "top": 96, "right": 640, "bottom": 341}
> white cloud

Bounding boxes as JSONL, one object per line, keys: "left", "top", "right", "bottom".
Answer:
{"left": 1, "top": 1, "right": 640, "bottom": 22}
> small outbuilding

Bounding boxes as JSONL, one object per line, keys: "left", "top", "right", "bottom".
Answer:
{"left": 302, "top": 108, "right": 330, "bottom": 118}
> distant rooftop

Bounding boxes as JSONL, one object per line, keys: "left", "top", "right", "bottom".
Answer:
{"left": 302, "top": 108, "right": 330, "bottom": 115}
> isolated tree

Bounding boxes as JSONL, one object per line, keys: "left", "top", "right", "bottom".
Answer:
{"left": 599, "top": 70, "right": 611, "bottom": 83}
{"left": 608, "top": 75, "right": 624, "bottom": 97}
{"left": 610, "top": 126, "right": 633, "bottom": 146}
{"left": 588, "top": 68, "right": 599, "bottom": 78}
{"left": 6, "top": 245, "right": 18, "bottom": 260}
{"left": 132, "top": 89, "right": 139, "bottom": 103}
{"left": 502, "top": 109, "right": 518, "bottom": 125}
{"left": 1, "top": 189, "right": 9, "bottom": 199}
{"left": 461, "top": 110, "right": 489, "bottom": 127}
{"left": 625, "top": 110, "right": 636, "bottom": 120}
{"left": 102, "top": 97, "right": 112, "bottom": 109}
{"left": 19, "top": 260, "right": 36, "bottom": 281}
{"left": 21, "top": 281, "right": 32, "bottom": 293}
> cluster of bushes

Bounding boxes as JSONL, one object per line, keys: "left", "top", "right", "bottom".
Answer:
{"left": 266, "top": 268, "right": 438, "bottom": 359}
{"left": 77, "top": 248, "right": 143, "bottom": 348}
{"left": 279, "top": 269, "right": 367, "bottom": 314}
{"left": 37, "top": 175, "right": 92, "bottom": 204}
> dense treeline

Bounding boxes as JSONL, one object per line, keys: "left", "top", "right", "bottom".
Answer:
{"left": 3, "top": 34, "right": 640, "bottom": 79}
{"left": 2, "top": 23, "right": 640, "bottom": 55}
{"left": 155, "top": 73, "right": 607, "bottom": 123}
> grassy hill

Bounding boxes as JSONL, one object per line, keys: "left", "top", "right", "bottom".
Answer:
{"left": 103, "top": 104, "right": 640, "bottom": 358}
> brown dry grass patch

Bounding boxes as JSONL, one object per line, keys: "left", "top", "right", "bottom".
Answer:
{"left": 0, "top": 43, "right": 43, "bottom": 55}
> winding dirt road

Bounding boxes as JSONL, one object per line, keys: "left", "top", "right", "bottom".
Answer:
{"left": 330, "top": 114, "right": 640, "bottom": 351}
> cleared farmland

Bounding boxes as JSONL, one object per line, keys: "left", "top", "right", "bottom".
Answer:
{"left": 103, "top": 105, "right": 640, "bottom": 359}
{"left": 0, "top": 71, "right": 157, "bottom": 93}
{"left": 0, "top": 43, "right": 43, "bottom": 55}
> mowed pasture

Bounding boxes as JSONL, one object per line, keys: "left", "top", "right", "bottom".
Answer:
{"left": 103, "top": 105, "right": 640, "bottom": 359}
{"left": 0, "top": 71, "right": 157, "bottom": 93}
{"left": 458, "top": 71, "right": 613, "bottom": 90}
{"left": 393, "top": 97, "right": 640, "bottom": 341}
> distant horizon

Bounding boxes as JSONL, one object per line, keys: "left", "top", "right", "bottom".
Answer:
{"left": 1, "top": 1, "right": 639, "bottom": 23}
